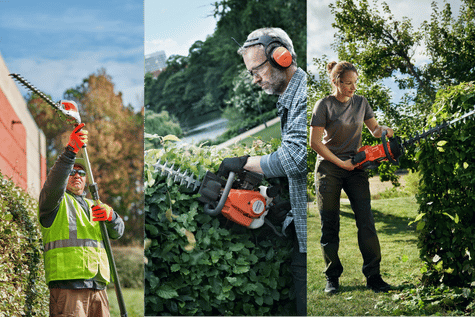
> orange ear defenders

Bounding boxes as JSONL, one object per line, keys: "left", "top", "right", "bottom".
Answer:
{"left": 242, "top": 34, "right": 293, "bottom": 70}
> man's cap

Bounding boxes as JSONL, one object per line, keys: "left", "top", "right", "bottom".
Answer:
{"left": 74, "top": 158, "right": 87, "bottom": 171}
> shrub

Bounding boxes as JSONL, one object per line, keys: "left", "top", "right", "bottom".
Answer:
{"left": 414, "top": 82, "right": 475, "bottom": 287}
{"left": 109, "top": 246, "right": 144, "bottom": 289}
{"left": 144, "top": 139, "right": 295, "bottom": 316}
{"left": 0, "top": 172, "right": 49, "bottom": 316}
{"left": 403, "top": 169, "right": 421, "bottom": 196}
{"left": 145, "top": 110, "right": 183, "bottom": 150}
{"left": 371, "top": 170, "right": 421, "bottom": 200}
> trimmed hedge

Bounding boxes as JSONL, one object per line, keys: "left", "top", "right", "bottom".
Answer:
{"left": 415, "top": 82, "right": 475, "bottom": 287}
{"left": 0, "top": 172, "right": 48, "bottom": 316}
{"left": 109, "top": 246, "right": 144, "bottom": 289}
{"left": 144, "top": 138, "right": 295, "bottom": 316}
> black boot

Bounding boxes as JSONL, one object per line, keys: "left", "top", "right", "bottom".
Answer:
{"left": 366, "top": 274, "right": 391, "bottom": 293}
{"left": 324, "top": 277, "right": 339, "bottom": 294}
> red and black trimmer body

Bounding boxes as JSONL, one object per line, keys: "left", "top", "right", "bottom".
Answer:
{"left": 351, "top": 130, "right": 404, "bottom": 169}
{"left": 197, "top": 170, "right": 280, "bottom": 229}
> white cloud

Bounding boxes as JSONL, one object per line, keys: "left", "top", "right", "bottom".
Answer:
{"left": 144, "top": 0, "right": 216, "bottom": 58}
{"left": 307, "top": 0, "right": 338, "bottom": 75}
{"left": 104, "top": 60, "right": 144, "bottom": 110}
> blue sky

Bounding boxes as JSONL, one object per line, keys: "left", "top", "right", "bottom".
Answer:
{"left": 144, "top": 0, "right": 217, "bottom": 57}
{"left": 0, "top": 0, "right": 143, "bottom": 111}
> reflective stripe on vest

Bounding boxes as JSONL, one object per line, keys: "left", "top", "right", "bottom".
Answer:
{"left": 43, "top": 238, "right": 104, "bottom": 252}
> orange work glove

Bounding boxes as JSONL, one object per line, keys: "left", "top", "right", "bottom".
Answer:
{"left": 92, "top": 203, "right": 114, "bottom": 222}
{"left": 67, "top": 123, "right": 88, "bottom": 154}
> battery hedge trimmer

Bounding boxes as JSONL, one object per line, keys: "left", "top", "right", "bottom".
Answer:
{"left": 351, "top": 107, "right": 475, "bottom": 169}
{"left": 154, "top": 160, "right": 289, "bottom": 235}
{"left": 10, "top": 73, "right": 128, "bottom": 317}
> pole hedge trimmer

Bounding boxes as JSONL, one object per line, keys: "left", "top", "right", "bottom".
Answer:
{"left": 10, "top": 73, "right": 128, "bottom": 317}
{"left": 154, "top": 160, "right": 289, "bottom": 235}
{"left": 351, "top": 107, "right": 475, "bottom": 169}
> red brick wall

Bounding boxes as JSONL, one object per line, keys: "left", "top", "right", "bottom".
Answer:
{"left": 40, "top": 153, "right": 46, "bottom": 187}
{"left": 0, "top": 88, "right": 27, "bottom": 191}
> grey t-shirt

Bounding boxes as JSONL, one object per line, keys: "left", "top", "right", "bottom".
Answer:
{"left": 311, "top": 94, "right": 374, "bottom": 160}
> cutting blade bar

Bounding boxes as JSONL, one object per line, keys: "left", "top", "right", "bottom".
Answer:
{"left": 153, "top": 159, "right": 201, "bottom": 191}
{"left": 9, "top": 73, "right": 57, "bottom": 108}
{"left": 402, "top": 106, "right": 475, "bottom": 148}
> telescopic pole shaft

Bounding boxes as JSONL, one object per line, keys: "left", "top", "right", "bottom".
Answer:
{"left": 82, "top": 148, "right": 128, "bottom": 317}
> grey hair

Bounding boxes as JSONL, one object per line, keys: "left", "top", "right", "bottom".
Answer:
{"left": 237, "top": 27, "right": 297, "bottom": 65}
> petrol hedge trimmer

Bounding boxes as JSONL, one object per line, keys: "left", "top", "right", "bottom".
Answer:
{"left": 10, "top": 73, "right": 128, "bottom": 317}
{"left": 154, "top": 160, "right": 289, "bottom": 236}
{"left": 351, "top": 107, "right": 475, "bottom": 169}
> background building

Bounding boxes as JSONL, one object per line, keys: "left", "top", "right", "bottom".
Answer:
{"left": 0, "top": 52, "right": 46, "bottom": 199}
{"left": 145, "top": 50, "right": 167, "bottom": 75}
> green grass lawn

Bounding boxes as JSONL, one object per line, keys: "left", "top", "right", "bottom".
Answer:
{"left": 307, "top": 196, "right": 424, "bottom": 316}
{"left": 239, "top": 121, "right": 282, "bottom": 146}
{"left": 107, "top": 287, "right": 144, "bottom": 317}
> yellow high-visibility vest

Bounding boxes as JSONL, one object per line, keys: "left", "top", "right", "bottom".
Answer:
{"left": 40, "top": 193, "right": 110, "bottom": 285}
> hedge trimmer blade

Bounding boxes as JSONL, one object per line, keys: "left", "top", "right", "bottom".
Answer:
{"left": 401, "top": 121, "right": 449, "bottom": 148}
{"left": 153, "top": 159, "right": 202, "bottom": 191}
{"left": 9, "top": 73, "right": 82, "bottom": 125}
{"left": 402, "top": 106, "right": 475, "bottom": 148}
{"left": 10, "top": 73, "right": 56, "bottom": 107}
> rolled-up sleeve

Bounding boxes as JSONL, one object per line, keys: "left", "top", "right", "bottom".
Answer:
{"left": 260, "top": 152, "right": 286, "bottom": 178}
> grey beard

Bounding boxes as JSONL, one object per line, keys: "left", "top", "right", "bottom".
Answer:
{"left": 264, "top": 68, "right": 287, "bottom": 95}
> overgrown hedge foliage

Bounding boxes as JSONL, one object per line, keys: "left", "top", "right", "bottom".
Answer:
{"left": 0, "top": 172, "right": 48, "bottom": 316}
{"left": 415, "top": 82, "right": 475, "bottom": 287}
{"left": 144, "top": 138, "right": 295, "bottom": 316}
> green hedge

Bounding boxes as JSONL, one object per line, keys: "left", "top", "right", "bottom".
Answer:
{"left": 0, "top": 172, "right": 48, "bottom": 316}
{"left": 109, "top": 246, "right": 144, "bottom": 289}
{"left": 415, "top": 82, "right": 475, "bottom": 287}
{"left": 144, "top": 139, "right": 295, "bottom": 316}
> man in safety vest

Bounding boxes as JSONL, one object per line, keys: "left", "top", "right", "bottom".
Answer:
{"left": 39, "top": 124, "right": 125, "bottom": 317}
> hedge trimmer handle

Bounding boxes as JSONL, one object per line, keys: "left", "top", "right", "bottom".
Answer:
{"left": 381, "top": 130, "right": 399, "bottom": 165}
{"left": 351, "top": 130, "right": 404, "bottom": 169}
{"left": 203, "top": 171, "right": 235, "bottom": 216}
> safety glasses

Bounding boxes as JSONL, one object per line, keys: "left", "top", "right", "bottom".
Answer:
{"left": 70, "top": 169, "right": 86, "bottom": 177}
{"left": 248, "top": 59, "right": 269, "bottom": 78}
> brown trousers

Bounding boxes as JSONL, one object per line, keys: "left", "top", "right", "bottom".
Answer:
{"left": 49, "top": 288, "right": 109, "bottom": 317}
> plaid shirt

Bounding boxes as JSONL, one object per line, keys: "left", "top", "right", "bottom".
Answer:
{"left": 260, "top": 68, "right": 307, "bottom": 253}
